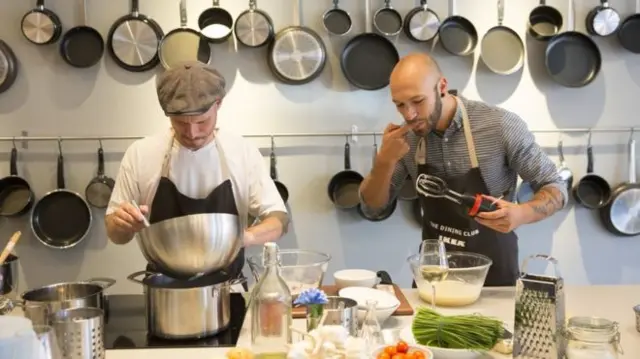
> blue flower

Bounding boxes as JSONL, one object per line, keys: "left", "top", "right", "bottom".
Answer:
{"left": 294, "top": 288, "right": 328, "bottom": 306}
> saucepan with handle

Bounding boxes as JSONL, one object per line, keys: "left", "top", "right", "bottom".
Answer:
{"left": 358, "top": 135, "right": 396, "bottom": 221}
{"left": 573, "top": 132, "right": 611, "bottom": 209}
{"left": 328, "top": 137, "right": 363, "bottom": 210}
{"left": 269, "top": 136, "right": 289, "bottom": 204}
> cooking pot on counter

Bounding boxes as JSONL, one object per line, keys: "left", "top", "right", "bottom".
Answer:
{"left": 127, "top": 270, "right": 246, "bottom": 339}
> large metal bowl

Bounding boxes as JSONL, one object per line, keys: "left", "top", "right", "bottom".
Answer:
{"left": 136, "top": 213, "right": 242, "bottom": 278}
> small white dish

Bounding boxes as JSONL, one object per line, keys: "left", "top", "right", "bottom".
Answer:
{"left": 399, "top": 326, "right": 485, "bottom": 359}
{"left": 333, "top": 269, "right": 378, "bottom": 290}
{"left": 338, "top": 286, "right": 400, "bottom": 324}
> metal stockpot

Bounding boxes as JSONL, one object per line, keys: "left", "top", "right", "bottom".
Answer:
{"left": 128, "top": 270, "right": 245, "bottom": 339}
{"left": 319, "top": 296, "right": 359, "bottom": 336}
{"left": 0, "top": 254, "right": 19, "bottom": 299}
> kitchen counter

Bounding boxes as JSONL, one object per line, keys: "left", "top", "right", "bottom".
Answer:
{"left": 12, "top": 285, "right": 640, "bottom": 358}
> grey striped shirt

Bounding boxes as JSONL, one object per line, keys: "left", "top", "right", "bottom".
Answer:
{"left": 360, "top": 96, "right": 568, "bottom": 216}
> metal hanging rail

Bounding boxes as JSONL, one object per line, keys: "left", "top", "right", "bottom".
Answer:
{"left": 0, "top": 127, "right": 635, "bottom": 142}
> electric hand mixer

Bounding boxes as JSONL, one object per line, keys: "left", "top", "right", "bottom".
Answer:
{"left": 415, "top": 174, "right": 498, "bottom": 217}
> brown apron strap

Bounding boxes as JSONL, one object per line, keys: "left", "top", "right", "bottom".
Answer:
{"left": 456, "top": 97, "right": 479, "bottom": 169}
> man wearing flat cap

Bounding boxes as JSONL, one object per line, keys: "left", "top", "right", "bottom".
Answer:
{"left": 105, "top": 62, "right": 289, "bottom": 287}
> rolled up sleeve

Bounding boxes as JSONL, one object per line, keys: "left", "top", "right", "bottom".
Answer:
{"left": 501, "top": 113, "right": 568, "bottom": 208}
{"left": 358, "top": 160, "right": 408, "bottom": 217}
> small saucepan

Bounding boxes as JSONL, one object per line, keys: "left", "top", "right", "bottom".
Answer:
{"left": 322, "top": 0, "right": 352, "bottom": 36}
{"left": 0, "top": 142, "right": 35, "bottom": 218}
{"left": 573, "top": 136, "right": 611, "bottom": 209}
{"left": 269, "top": 137, "right": 289, "bottom": 204}
{"left": 358, "top": 136, "right": 396, "bottom": 221}
{"left": 85, "top": 141, "right": 115, "bottom": 209}
{"left": 527, "top": 0, "right": 563, "bottom": 41}
{"left": 373, "top": 0, "right": 403, "bottom": 36}
{"left": 198, "top": 0, "right": 234, "bottom": 44}
{"left": 327, "top": 138, "right": 363, "bottom": 210}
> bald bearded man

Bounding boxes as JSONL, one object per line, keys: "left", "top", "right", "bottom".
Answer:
{"left": 359, "top": 53, "right": 567, "bottom": 287}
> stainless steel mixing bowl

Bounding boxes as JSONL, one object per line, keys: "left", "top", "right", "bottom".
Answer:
{"left": 137, "top": 213, "right": 242, "bottom": 278}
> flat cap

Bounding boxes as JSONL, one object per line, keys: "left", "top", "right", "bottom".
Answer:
{"left": 156, "top": 62, "right": 226, "bottom": 116}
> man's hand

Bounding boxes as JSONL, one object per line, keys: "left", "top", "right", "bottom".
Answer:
{"left": 474, "top": 195, "right": 526, "bottom": 233}
{"left": 378, "top": 123, "right": 411, "bottom": 165}
{"left": 109, "top": 202, "right": 149, "bottom": 235}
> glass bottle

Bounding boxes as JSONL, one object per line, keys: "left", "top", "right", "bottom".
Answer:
{"left": 565, "top": 316, "right": 623, "bottom": 359}
{"left": 359, "top": 300, "right": 383, "bottom": 350}
{"left": 250, "top": 243, "right": 292, "bottom": 359}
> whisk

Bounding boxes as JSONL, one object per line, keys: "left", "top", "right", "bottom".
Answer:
{"left": 415, "top": 174, "right": 498, "bottom": 216}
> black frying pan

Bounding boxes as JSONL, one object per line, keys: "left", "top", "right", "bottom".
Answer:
{"left": 358, "top": 139, "right": 396, "bottom": 221}
{"left": 0, "top": 40, "right": 18, "bottom": 94}
{"left": 573, "top": 139, "right": 611, "bottom": 209}
{"left": 59, "top": 0, "right": 104, "bottom": 68}
{"left": 21, "top": 0, "right": 62, "bottom": 45}
{"left": 372, "top": 0, "right": 403, "bottom": 37}
{"left": 269, "top": 138, "right": 289, "bottom": 204}
{"left": 438, "top": 0, "right": 478, "bottom": 56}
{"left": 340, "top": 0, "right": 398, "bottom": 90}
{"left": 599, "top": 138, "right": 640, "bottom": 236}
{"left": 527, "top": 0, "right": 563, "bottom": 41}
{"left": 107, "top": 0, "right": 164, "bottom": 72}
{"left": 545, "top": 0, "right": 601, "bottom": 87}
{"left": 31, "top": 141, "right": 92, "bottom": 249}
{"left": 480, "top": 0, "right": 524, "bottom": 75}
{"left": 198, "top": 0, "right": 234, "bottom": 44}
{"left": 159, "top": 0, "right": 211, "bottom": 69}
{"left": 617, "top": 0, "right": 640, "bottom": 53}
{"left": 85, "top": 142, "right": 115, "bottom": 209}
{"left": 0, "top": 144, "right": 35, "bottom": 218}
{"left": 327, "top": 140, "right": 363, "bottom": 210}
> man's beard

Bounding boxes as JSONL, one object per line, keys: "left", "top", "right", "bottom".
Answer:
{"left": 414, "top": 93, "right": 443, "bottom": 137}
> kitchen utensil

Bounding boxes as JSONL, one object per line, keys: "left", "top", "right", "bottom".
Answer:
{"left": 573, "top": 133, "right": 611, "bottom": 209}
{"left": 358, "top": 136, "right": 396, "bottom": 220}
{"left": 318, "top": 296, "right": 359, "bottom": 336}
{"left": 328, "top": 139, "right": 364, "bottom": 210}
{"left": 557, "top": 139, "right": 574, "bottom": 195}
{"left": 267, "top": 0, "right": 326, "bottom": 85}
{"left": 416, "top": 173, "right": 497, "bottom": 216}
{"left": 480, "top": 0, "right": 524, "bottom": 75}
{"left": 564, "top": 316, "right": 622, "bottom": 359}
{"left": 52, "top": 307, "right": 105, "bottom": 359}
{"left": 438, "top": 0, "right": 478, "bottom": 56}
{"left": 269, "top": 137, "right": 289, "bottom": 203}
{"left": 0, "top": 143, "right": 35, "bottom": 218}
{"left": 234, "top": 0, "right": 274, "bottom": 47}
{"left": 528, "top": 0, "right": 563, "bottom": 40}
{"left": 618, "top": 0, "right": 640, "bottom": 53}
{"left": 0, "top": 232, "right": 21, "bottom": 265}
{"left": 158, "top": 0, "right": 211, "bottom": 69}
{"left": 373, "top": 0, "right": 403, "bottom": 36}
{"left": 130, "top": 200, "right": 149, "bottom": 227}
{"left": 545, "top": 0, "right": 601, "bottom": 87}
{"left": 0, "top": 254, "right": 18, "bottom": 299}
{"left": 21, "top": 0, "right": 62, "bottom": 45}
{"left": 586, "top": 0, "right": 620, "bottom": 37}
{"left": 340, "top": 0, "right": 398, "bottom": 91}
{"left": 513, "top": 254, "right": 566, "bottom": 359}
{"left": 600, "top": 137, "right": 640, "bottom": 236}
{"left": 198, "top": 0, "right": 233, "bottom": 43}
{"left": 0, "top": 40, "right": 18, "bottom": 94}
{"left": 137, "top": 213, "right": 242, "bottom": 279}
{"left": 127, "top": 270, "right": 244, "bottom": 339}
{"left": 323, "top": 0, "right": 352, "bottom": 36}
{"left": 106, "top": 0, "right": 163, "bottom": 72}
{"left": 59, "top": 0, "right": 104, "bottom": 68}
{"left": 31, "top": 140, "right": 92, "bottom": 249}
{"left": 403, "top": 0, "right": 440, "bottom": 42}
{"left": 85, "top": 142, "right": 115, "bottom": 209}
{"left": 408, "top": 252, "right": 491, "bottom": 307}
{"left": 333, "top": 269, "right": 378, "bottom": 290}
{"left": 247, "top": 249, "right": 330, "bottom": 297}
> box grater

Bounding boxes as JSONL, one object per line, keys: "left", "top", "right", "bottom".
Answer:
{"left": 513, "top": 254, "right": 566, "bottom": 359}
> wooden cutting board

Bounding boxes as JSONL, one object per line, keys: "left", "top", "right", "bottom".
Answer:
{"left": 292, "top": 284, "right": 414, "bottom": 319}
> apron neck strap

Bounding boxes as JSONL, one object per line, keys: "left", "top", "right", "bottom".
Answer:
{"left": 457, "top": 97, "right": 479, "bottom": 168}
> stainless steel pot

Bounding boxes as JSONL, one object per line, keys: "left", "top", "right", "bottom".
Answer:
{"left": 319, "top": 296, "right": 359, "bottom": 336}
{"left": 128, "top": 270, "right": 245, "bottom": 339}
{"left": 0, "top": 254, "right": 18, "bottom": 299}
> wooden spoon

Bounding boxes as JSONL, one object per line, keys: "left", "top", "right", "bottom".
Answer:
{"left": 0, "top": 231, "right": 21, "bottom": 265}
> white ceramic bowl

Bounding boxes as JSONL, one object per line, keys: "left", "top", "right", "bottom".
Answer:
{"left": 333, "top": 269, "right": 378, "bottom": 290}
{"left": 371, "top": 344, "right": 434, "bottom": 358}
{"left": 338, "top": 287, "right": 400, "bottom": 324}
{"left": 399, "top": 326, "right": 484, "bottom": 359}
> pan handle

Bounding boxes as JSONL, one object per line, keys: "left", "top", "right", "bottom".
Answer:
{"left": 179, "top": 0, "right": 188, "bottom": 28}
{"left": 270, "top": 137, "right": 278, "bottom": 180}
{"left": 371, "top": 135, "right": 377, "bottom": 168}
{"left": 97, "top": 142, "right": 105, "bottom": 177}
{"left": 629, "top": 137, "right": 636, "bottom": 183}
{"left": 87, "top": 277, "right": 117, "bottom": 289}
{"left": 558, "top": 139, "right": 566, "bottom": 165}
{"left": 9, "top": 147, "right": 18, "bottom": 176}
{"left": 451, "top": 0, "right": 457, "bottom": 16}
{"left": 420, "top": 0, "right": 427, "bottom": 9}
{"left": 344, "top": 139, "right": 351, "bottom": 170}
{"left": 79, "top": 0, "right": 88, "bottom": 26}
{"left": 567, "top": 0, "right": 574, "bottom": 32}
{"left": 497, "top": 0, "right": 504, "bottom": 26}
{"left": 131, "top": 0, "right": 140, "bottom": 14}
{"left": 127, "top": 270, "right": 150, "bottom": 285}
{"left": 57, "top": 139, "right": 65, "bottom": 189}
{"left": 586, "top": 144, "right": 594, "bottom": 174}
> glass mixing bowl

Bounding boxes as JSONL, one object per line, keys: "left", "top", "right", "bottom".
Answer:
{"left": 247, "top": 249, "right": 331, "bottom": 297}
{"left": 408, "top": 251, "right": 492, "bottom": 307}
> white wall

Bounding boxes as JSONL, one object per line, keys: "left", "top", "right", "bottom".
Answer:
{"left": 1, "top": 0, "right": 639, "bottom": 295}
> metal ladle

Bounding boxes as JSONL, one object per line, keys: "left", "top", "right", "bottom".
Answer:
{"left": 557, "top": 138, "right": 574, "bottom": 194}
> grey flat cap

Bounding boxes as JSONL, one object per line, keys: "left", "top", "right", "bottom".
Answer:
{"left": 156, "top": 62, "right": 226, "bottom": 116}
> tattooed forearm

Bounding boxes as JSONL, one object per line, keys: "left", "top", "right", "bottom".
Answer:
{"left": 522, "top": 185, "right": 564, "bottom": 224}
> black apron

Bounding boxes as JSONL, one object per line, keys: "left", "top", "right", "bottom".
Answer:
{"left": 146, "top": 134, "right": 247, "bottom": 290}
{"left": 412, "top": 98, "right": 518, "bottom": 287}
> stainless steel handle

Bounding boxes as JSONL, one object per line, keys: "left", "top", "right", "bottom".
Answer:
{"left": 127, "top": 270, "right": 152, "bottom": 285}
{"left": 520, "top": 254, "right": 561, "bottom": 278}
{"left": 87, "top": 277, "right": 116, "bottom": 289}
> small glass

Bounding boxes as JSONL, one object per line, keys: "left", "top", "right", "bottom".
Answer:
{"left": 565, "top": 316, "right": 623, "bottom": 359}
{"left": 359, "top": 300, "right": 382, "bottom": 350}
{"left": 33, "top": 325, "right": 62, "bottom": 359}
{"left": 419, "top": 239, "right": 449, "bottom": 309}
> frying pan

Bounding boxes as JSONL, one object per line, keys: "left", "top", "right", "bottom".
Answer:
{"left": 21, "top": 0, "right": 62, "bottom": 45}
{"left": 438, "top": 0, "right": 478, "bottom": 56}
{"left": 617, "top": 0, "right": 640, "bottom": 53}
{"left": 327, "top": 139, "right": 363, "bottom": 210}
{"left": 373, "top": 0, "right": 403, "bottom": 36}
{"left": 31, "top": 140, "right": 92, "bottom": 249}
{"left": 322, "top": 0, "right": 352, "bottom": 36}
{"left": 269, "top": 137, "right": 289, "bottom": 204}
{"left": 106, "top": 0, "right": 164, "bottom": 72}
{"left": 527, "top": 0, "right": 563, "bottom": 40}
{"left": 599, "top": 137, "right": 640, "bottom": 236}
{"left": 267, "top": 0, "right": 326, "bottom": 85}
{"left": 358, "top": 137, "right": 396, "bottom": 221}
{"left": 0, "top": 143, "right": 35, "bottom": 218}
{"left": 480, "top": 0, "right": 524, "bottom": 75}
{"left": 545, "top": 0, "right": 601, "bottom": 88}
{"left": 573, "top": 135, "right": 611, "bottom": 209}
{"left": 340, "top": 0, "right": 398, "bottom": 90}
{"left": 234, "top": 0, "right": 274, "bottom": 47}
{"left": 198, "top": 0, "right": 234, "bottom": 44}
{"left": 85, "top": 142, "right": 115, "bottom": 209}
{"left": 158, "top": 0, "right": 211, "bottom": 69}
{"left": 403, "top": 0, "right": 440, "bottom": 42}
{"left": 59, "top": 0, "right": 104, "bottom": 68}
{"left": 0, "top": 40, "right": 18, "bottom": 94}
{"left": 585, "top": 0, "right": 620, "bottom": 37}
{"left": 556, "top": 139, "right": 574, "bottom": 195}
